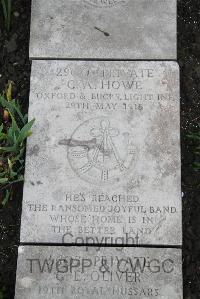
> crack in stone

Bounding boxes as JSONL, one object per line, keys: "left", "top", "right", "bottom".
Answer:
{"left": 94, "top": 26, "right": 110, "bottom": 36}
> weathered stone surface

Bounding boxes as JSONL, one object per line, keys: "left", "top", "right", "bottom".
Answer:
{"left": 20, "top": 60, "right": 181, "bottom": 245}
{"left": 15, "top": 246, "right": 182, "bottom": 299}
{"left": 29, "top": 0, "right": 177, "bottom": 59}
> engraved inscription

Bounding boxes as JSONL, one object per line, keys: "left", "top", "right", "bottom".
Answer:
{"left": 84, "top": 0, "right": 129, "bottom": 8}
{"left": 15, "top": 247, "right": 183, "bottom": 299}
{"left": 20, "top": 61, "right": 181, "bottom": 246}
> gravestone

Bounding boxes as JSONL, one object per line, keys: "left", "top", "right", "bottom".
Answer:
{"left": 14, "top": 0, "right": 183, "bottom": 297}
{"left": 15, "top": 246, "right": 183, "bottom": 299}
{"left": 29, "top": 0, "right": 177, "bottom": 59}
{"left": 20, "top": 60, "right": 181, "bottom": 246}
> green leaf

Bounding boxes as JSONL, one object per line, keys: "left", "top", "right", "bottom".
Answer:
{"left": 23, "top": 114, "right": 28, "bottom": 123}
{"left": 0, "top": 124, "right": 3, "bottom": 133}
{"left": 6, "top": 81, "right": 12, "bottom": 101}
{"left": 1, "top": 0, "right": 11, "bottom": 32}
{"left": 13, "top": 131, "right": 17, "bottom": 144}
{"left": 9, "top": 110, "right": 20, "bottom": 133}
{"left": 0, "top": 91, "right": 35, "bottom": 206}
{"left": 10, "top": 177, "right": 24, "bottom": 184}
{"left": 0, "top": 96, "right": 25, "bottom": 124}
{"left": 13, "top": 100, "right": 27, "bottom": 125}
{"left": 2, "top": 189, "right": 10, "bottom": 206}
{"left": 16, "top": 118, "right": 35, "bottom": 145}
{"left": 7, "top": 127, "right": 14, "bottom": 145}
{"left": 0, "top": 177, "right": 8, "bottom": 184}
{"left": 13, "top": 151, "right": 24, "bottom": 162}
{"left": 7, "top": 0, "right": 11, "bottom": 32}
{"left": 1, "top": 0, "right": 8, "bottom": 25}
{"left": 10, "top": 171, "right": 18, "bottom": 178}
{"left": 0, "top": 146, "right": 17, "bottom": 153}
{"left": 17, "top": 166, "right": 24, "bottom": 173}
{"left": 6, "top": 124, "right": 19, "bottom": 146}
{"left": 0, "top": 132, "right": 7, "bottom": 141}
{"left": 8, "top": 158, "right": 12, "bottom": 169}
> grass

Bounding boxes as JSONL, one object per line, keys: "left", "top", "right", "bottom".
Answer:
{"left": 0, "top": 82, "right": 35, "bottom": 206}
{"left": 187, "top": 126, "right": 200, "bottom": 170}
{"left": 1, "top": 0, "right": 12, "bottom": 32}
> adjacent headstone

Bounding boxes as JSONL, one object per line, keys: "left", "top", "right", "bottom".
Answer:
{"left": 29, "top": 0, "right": 177, "bottom": 59}
{"left": 15, "top": 246, "right": 182, "bottom": 299}
{"left": 20, "top": 60, "right": 181, "bottom": 245}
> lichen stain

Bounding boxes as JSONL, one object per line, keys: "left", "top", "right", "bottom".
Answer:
{"left": 28, "top": 144, "right": 40, "bottom": 156}
{"left": 58, "top": 138, "right": 97, "bottom": 150}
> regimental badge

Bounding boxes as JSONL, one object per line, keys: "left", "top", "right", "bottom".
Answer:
{"left": 68, "top": 117, "right": 135, "bottom": 186}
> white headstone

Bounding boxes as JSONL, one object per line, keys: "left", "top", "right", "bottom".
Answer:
{"left": 15, "top": 246, "right": 183, "bottom": 299}
{"left": 29, "top": 0, "right": 177, "bottom": 59}
{"left": 20, "top": 60, "right": 181, "bottom": 245}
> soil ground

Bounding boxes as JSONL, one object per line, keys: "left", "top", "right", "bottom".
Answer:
{"left": 0, "top": 0, "right": 200, "bottom": 298}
